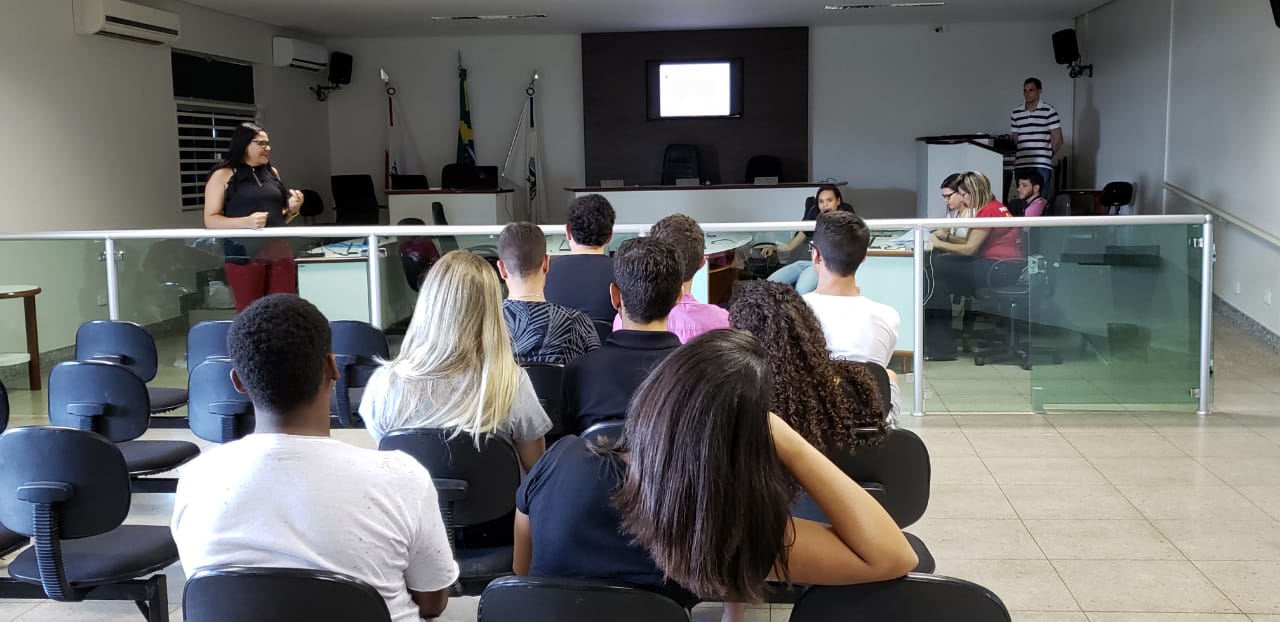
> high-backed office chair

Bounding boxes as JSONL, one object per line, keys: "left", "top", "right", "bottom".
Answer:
{"left": 791, "top": 427, "right": 935, "bottom": 574}
{"left": 329, "top": 321, "right": 389, "bottom": 429}
{"left": 187, "top": 358, "right": 254, "bottom": 444}
{"left": 75, "top": 320, "right": 188, "bottom": 419}
{"left": 330, "top": 175, "right": 382, "bottom": 225}
{"left": 522, "top": 363, "right": 566, "bottom": 440}
{"left": 47, "top": 361, "right": 200, "bottom": 493}
{"left": 972, "top": 232, "right": 1064, "bottom": 370}
{"left": 0, "top": 426, "right": 178, "bottom": 621}
{"left": 183, "top": 566, "right": 391, "bottom": 622}
{"left": 390, "top": 173, "right": 431, "bottom": 190}
{"left": 744, "top": 154, "right": 783, "bottom": 183}
{"left": 298, "top": 189, "right": 324, "bottom": 225}
{"left": 660, "top": 144, "right": 700, "bottom": 186}
{"left": 478, "top": 576, "right": 689, "bottom": 622}
{"left": 378, "top": 428, "right": 520, "bottom": 595}
{"left": 789, "top": 574, "right": 1011, "bottom": 622}
{"left": 397, "top": 218, "right": 439, "bottom": 292}
{"left": 1101, "top": 181, "right": 1134, "bottom": 215}
{"left": 0, "top": 379, "right": 30, "bottom": 557}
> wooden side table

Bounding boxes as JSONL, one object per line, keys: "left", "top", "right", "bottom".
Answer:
{"left": 0, "top": 285, "right": 41, "bottom": 390}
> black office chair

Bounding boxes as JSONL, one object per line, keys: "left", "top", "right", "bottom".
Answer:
{"left": 330, "top": 321, "right": 389, "bottom": 429}
{"left": 397, "top": 218, "right": 439, "bottom": 292}
{"left": 47, "top": 360, "right": 200, "bottom": 493}
{"left": 660, "top": 144, "right": 700, "bottom": 186}
{"left": 522, "top": 363, "right": 565, "bottom": 440}
{"left": 331, "top": 174, "right": 383, "bottom": 225}
{"left": 789, "top": 574, "right": 1011, "bottom": 622}
{"left": 187, "top": 320, "right": 231, "bottom": 374}
{"left": 378, "top": 428, "right": 520, "bottom": 595}
{"left": 183, "top": 566, "right": 391, "bottom": 622}
{"left": 187, "top": 357, "right": 254, "bottom": 444}
{"left": 849, "top": 361, "right": 894, "bottom": 419}
{"left": 972, "top": 251, "right": 1063, "bottom": 370}
{"left": 478, "top": 576, "right": 689, "bottom": 622}
{"left": 390, "top": 173, "right": 431, "bottom": 190}
{"left": 75, "top": 320, "right": 188, "bottom": 417}
{"left": 791, "top": 427, "right": 935, "bottom": 574}
{"left": 0, "top": 379, "right": 30, "bottom": 557}
{"left": 0, "top": 426, "right": 178, "bottom": 621}
{"left": 1101, "top": 181, "right": 1135, "bottom": 214}
{"left": 581, "top": 419, "right": 624, "bottom": 446}
{"left": 298, "top": 189, "right": 324, "bottom": 225}
{"left": 592, "top": 319, "right": 614, "bottom": 345}
{"left": 744, "top": 154, "right": 783, "bottom": 183}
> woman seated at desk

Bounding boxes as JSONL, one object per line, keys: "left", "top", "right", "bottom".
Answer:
{"left": 764, "top": 184, "right": 854, "bottom": 294}
{"left": 924, "top": 172, "right": 1022, "bottom": 361}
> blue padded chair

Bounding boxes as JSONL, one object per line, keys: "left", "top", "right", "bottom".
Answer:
{"left": 329, "top": 321, "right": 390, "bottom": 429}
{"left": 478, "top": 576, "right": 689, "bottom": 622}
{"left": 75, "top": 320, "right": 188, "bottom": 416}
{"left": 47, "top": 360, "right": 200, "bottom": 493}
{"left": 521, "top": 363, "right": 565, "bottom": 440}
{"left": 0, "top": 379, "right": 29, "bottom": 557}
{"left": 187, "top": 320, "right": 231, "bottom": 375}
{"left": 0, "top": 426, "right": 177, "bottom": 621}
{"left": 379, "top": 428, "right": 519, "bottom": 595}
{"left": 187, "top": 357, "right": 254, "bottom": 444}
{"left": 183, "top": 566, "right": 390, "bottom": 622}
{"left": 580, "top": 419, "right": 624, "bottom": 446}
{"left": 789, "top": 573, "right": 1011, "bottom": 622}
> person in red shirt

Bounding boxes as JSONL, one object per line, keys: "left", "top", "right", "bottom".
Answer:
{"left": 923, "top": 172, "right": 1023, "bottom": 360}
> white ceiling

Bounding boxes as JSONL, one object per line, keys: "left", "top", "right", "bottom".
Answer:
{"left": 183, "top": 0, "right": 1104, "bottom": 38}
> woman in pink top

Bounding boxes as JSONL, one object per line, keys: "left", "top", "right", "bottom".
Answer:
{"left": 923, "top": 172, "right": 1024, "bottom": 360}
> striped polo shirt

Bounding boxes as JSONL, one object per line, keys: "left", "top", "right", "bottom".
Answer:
{"left": 1010, "top": 101, "right": 1061, "bottom": 168}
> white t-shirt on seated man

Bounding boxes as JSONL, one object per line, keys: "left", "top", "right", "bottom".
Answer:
{"left": 801, "top": 212, "right": 902, "bottom": 422}
{"left": 172, "top": 294, "right": 458, "bottom": 622}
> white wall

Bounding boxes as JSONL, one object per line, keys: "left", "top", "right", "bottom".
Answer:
{"left": 1075, "top": 0, "right": 1280, "bottom": 334}
{"left": 323, "top": 34, "right": 585, "bottom": 223}
{"left": 0, "top": 0, "right": 332, "bottom": 356}
{"left": 811, "top": 21, "right": 1075, "bottom": 218}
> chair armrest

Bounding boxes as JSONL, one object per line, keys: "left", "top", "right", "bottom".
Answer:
{"left": 861, "top": 482, "right": 888, "bottom": 506}
{"left": 89, "top": 354, "right": 126, "bottom": 365}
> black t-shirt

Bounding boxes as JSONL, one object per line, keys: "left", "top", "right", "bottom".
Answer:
{"left": 561, "top": 330, "right": 682, "bottom": 434}
{"left": 516, "top": 436, "right": 700, "bottom": 608}
{"left": 545, "top": 254, "right": 616, "bottom": 323}
{"left": 220, "top": 165, "right": 288, "bottom": 259}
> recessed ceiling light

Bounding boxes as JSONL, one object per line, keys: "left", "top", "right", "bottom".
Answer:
{"left": 825, "top": 2, "right": 945, "bottom": 9}
{"left": 430, "top": 14, "right": 548, "bottom": 21}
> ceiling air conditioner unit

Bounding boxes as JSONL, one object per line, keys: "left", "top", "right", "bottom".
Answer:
{"left": 73, "top": 0, "right": 180, "bottom": 46}
{"left": 273, "top": 37, "right": 329, "bottom": 72}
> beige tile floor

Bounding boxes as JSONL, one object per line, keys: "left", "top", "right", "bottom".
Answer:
{"left": 2, "top": 316, "right": 1279, "bottom": 621}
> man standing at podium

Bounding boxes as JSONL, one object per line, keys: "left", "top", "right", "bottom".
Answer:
{"left": 1010, "top": 78, "right": 1063, "bottom": 201}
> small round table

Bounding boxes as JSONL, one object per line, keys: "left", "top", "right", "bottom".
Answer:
{"left": 0, "top": 285, "right": 41, "bottom": 390}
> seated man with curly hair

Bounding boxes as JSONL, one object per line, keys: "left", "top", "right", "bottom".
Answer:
{"left": 546, "top": 193, "right": 617, "bottom": 323}
{"left": 171, "top": 294, "right": 458, "bottom": 622}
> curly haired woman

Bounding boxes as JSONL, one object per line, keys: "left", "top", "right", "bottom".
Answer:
{"left": 729, "top": 280, "right": 888, "bottom": 451}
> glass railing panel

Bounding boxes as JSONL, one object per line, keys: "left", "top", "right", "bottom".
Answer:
{"left": 1028, "top": 223, "right": 1202, "bottom": 412}
{"left": 0, "top": 239, "right": 110, "bottom": 421}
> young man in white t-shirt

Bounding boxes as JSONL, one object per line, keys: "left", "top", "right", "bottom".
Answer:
{"left": 803, "top": 211, "right": 903, "bottom": 419}
{"left": 171, "top": 294, "right": 458, "bottom": 622}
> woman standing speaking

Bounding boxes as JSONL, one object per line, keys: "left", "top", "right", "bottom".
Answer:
{"left": 203, "top": 122, "right": 304, "bottom": 312}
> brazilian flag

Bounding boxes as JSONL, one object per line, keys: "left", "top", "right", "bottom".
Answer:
{"left": 457, "top": 63, "right": 476, "bottom": 166}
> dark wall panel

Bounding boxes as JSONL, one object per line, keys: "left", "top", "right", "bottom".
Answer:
{"left": 582, "top": 27, "right": 809, "bottom": 187}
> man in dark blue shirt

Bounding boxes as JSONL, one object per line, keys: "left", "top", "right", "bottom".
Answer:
{"left": 545, "top": 194, "right": 617, "bottom": 324}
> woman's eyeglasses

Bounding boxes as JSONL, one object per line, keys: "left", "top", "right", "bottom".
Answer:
{"left": 252, "top": 140, "right": 271, "bottom": 148}
{"left": 940, "top": 191, "right": 957, "bottom": 200}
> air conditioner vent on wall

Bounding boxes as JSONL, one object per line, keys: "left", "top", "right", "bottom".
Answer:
{"left": 73, "top": 0, "right": 181, "bottom": 46}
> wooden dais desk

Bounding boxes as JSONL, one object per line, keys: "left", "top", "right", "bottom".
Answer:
{"left": 0, "top": 285, "right": 41, "bottom": 390}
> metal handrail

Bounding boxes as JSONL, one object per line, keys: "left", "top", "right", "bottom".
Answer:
{"left": 1164, "top": 181, "right": 1280, "bottom": 250}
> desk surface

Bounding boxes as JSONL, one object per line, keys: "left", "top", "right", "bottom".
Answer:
{"left": 567, "top": 181, "right": 846, "bottom": 192}
{"left": 0, "top": 285, "right": 40, "bottom": 299}
{"left": 386, "top": 188, "right": 514, "bottom": 195}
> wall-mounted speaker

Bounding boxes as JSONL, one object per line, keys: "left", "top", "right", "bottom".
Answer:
{"left": 1052, "top": 29, "right": 1080, "bottom": 65}
{"left": 328, "top": 52, "right": 352, "bottom": 85}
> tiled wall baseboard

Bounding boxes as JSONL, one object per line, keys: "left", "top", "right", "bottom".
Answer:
{"left": 1214, "top": 295, "right": 1280, "bottom": 354}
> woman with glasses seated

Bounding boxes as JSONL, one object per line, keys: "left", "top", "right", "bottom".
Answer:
{"left": 923, "top": 171, "right": 1022, "bottom": 361}
{"left": 514, "top": 330, "right": 916, "bottom": 622}
{"left": 763, "top": 184, "right": 854, "bottom": 294}
{"left": 202, "top": 122, "right": 304, "bottom": 312}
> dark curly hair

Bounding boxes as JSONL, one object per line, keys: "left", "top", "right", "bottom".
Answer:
{"left": 728, "top": 281, "right": 886, "bottom": 450}
{"left": 228, "top": 294, "right": 332, "bottom": 416}
{"left": 566, "top": 193, "right": 616, "bottom": 247}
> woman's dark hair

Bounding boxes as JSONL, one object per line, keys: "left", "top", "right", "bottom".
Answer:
{"left": 614, "top": 329, "right": 792, "bottom": 603}
{"left": 210, "top": 122, "right": 266, "bottom": 177}
{"left": 940, "top": 172, "right": 965, "bottom": 192}
{"left": 728, "top": 281, "right": 886, "bottom": 451}
{"left": 814, "top": 183, "right": 843, "bottom": 204}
